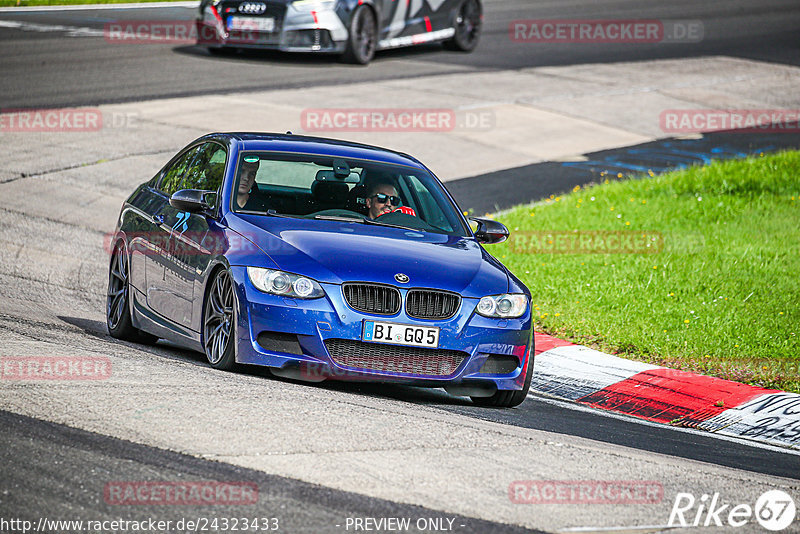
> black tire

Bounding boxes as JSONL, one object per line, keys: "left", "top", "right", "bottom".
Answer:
{"left": 107, "top": 242, "right": 159, "bottom": 344}
{"left": 471, "top": 352, "right": 534, "bottom": 408}
{"left": 443, "top": 0, "right": 481, "bottom": 52}
{"left": 203, "top": 268, "right": 237, "bottom": 370}
{"left": 342, "top": 5, "right": 377, "bottom": 64}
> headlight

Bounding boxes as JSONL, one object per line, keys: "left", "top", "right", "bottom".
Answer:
{"left": 290, "top": 0, "right": 335, "bottom": 12}
{"left": 476, "top": 294, "right": 528, "bottom": 318}
{"left": 247, "top": 267, "right": 325, "bottom": 299}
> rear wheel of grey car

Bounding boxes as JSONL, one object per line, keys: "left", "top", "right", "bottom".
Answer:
{"left": 471, "top": 353, "right": 533, "bottom": 408}
{"left": 203, "top": 268, "right": 237, "bottom": 370}
{"left": 342, "top": 5, "right": 377, "bottom": 64}
{"left": 107, "top": 242, "right": 158, "bottom": 344}
{"left": 443, "top": 0, "right": 481, "bottom": 52}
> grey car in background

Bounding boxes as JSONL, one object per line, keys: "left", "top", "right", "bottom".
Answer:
{"left": 196, "top": 0, "right": 482, "bottom": 63}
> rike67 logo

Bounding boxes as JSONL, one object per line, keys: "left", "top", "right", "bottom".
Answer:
{"left": 669, "top": 490, "right": 796, "bottom": 531}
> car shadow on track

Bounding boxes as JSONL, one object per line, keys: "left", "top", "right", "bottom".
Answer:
{"left": 172, "top": 42, "right": 446, "bottom": 66}
{"left": 232, "top": 363, "right": 477, "bottom": 407}
{"left": 58, "top": 315, "right": 209, "bottom": 368}
{"left": 281, "top": 378, "right": 476, "bottom": 407}
{"left": 59, "top": 315, "right": 474, "bottom": 406}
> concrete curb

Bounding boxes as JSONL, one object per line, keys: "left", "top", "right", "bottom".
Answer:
{"left": 531, "top": 332, "right": 800, "bottom": 450}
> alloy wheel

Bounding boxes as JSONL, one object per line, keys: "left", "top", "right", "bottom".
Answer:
{"left": 107, "top": 244, "right": 129, "bottom": 331}
{"left": 455, "top": 0, "right": 480, "bottom": 47}
{"left": 355, "top": 8, "right": 377, "bottom": 61}
{"left": 204, "top": 269, "right": 235, "bottom": 365}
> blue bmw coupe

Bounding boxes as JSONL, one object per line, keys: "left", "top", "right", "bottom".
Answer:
{"left": 107, "top": 133, "right": 533, "bottom": 406}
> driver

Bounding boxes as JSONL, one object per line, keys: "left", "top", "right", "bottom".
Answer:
{"left": 365, "top": 182, "right": 399, "bottom": 219}
{"left": 364, "top": 182, "right": 416, "bottom": 219}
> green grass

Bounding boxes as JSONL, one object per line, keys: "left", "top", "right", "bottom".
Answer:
{"left": 0, "top": 0, "right": 177, "bottom": 6}
{"left": 492, "top": 151, "right": 800, "bottom": 393}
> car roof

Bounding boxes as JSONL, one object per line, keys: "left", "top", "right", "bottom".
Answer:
{"left": 217, "top": 132, "right": 428, "bottom": 170}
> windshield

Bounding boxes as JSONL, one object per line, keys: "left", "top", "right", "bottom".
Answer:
{"left": 230, "top": 152, "right": 469, "bottom": 236}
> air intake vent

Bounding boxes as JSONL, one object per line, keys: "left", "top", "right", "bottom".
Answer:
{"left": 406, "top": 289, "right": 460, "bottom": 320}
{"left": 478, "top": 354, "right": 520, "bottom": 375}
{"left": 325, "top": 339, "right": 467, "bottom": 377}
{"left": 256, "top": 331, "right": 303, "bottom": 355}
{"left": 343, "top": 284, "right": 401, "bottom": 315}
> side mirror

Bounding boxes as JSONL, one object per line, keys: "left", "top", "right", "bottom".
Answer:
{"left": 170, "top": 189, "right": 215, "bottom": 214}
{"left": 470, "top": 217, "right": 509, "bottom": 244}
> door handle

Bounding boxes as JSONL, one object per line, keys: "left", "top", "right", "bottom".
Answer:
{"left": 152, "top": 214, "right": 164, "bottom": 225}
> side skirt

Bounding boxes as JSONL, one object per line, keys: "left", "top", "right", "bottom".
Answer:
{"left": 131, "top": 289, "right": 204, "bottom": 353}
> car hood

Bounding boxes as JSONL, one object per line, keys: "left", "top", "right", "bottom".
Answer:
{"left": 229, "top": 215, "right": 511, "bottom": 298}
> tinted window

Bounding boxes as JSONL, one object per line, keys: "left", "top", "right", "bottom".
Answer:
{"left": 183, "top": 143, "right": 227, "bottom": 207}
{"left": 231, "top": 152, "right": 468, "bottom": 237}
{"left": 405, "top": 174, "right": 457, "bottom": 234}
{"left": 160, "top": 146, "right": 201, "bottom": 197}
{"left": 254, "top": 158, "right": 325, "bottom": 188}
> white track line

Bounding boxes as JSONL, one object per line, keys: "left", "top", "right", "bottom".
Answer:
{"left": 0, "top": 18, "right": 102, "bottom": 35}
{"left": 558, "top": 525, "right": 682, "bottom": 533}
{"left": 0, "top": 1, "right": 197, "bottom": 12}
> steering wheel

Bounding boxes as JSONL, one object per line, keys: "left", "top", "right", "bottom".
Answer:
{"left": 391, "top": 206, "right": 417, "bottom": 217}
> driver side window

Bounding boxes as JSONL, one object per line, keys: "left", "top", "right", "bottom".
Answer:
{"left": 182, "top": 143, "right": 227, "bottom": 208}
{"left": 160, "top": 146, "right": 201, "bottom": 197}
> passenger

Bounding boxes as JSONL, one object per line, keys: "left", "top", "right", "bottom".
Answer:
{"left": 236, "top": 159, "right": 261, "bottom": 210}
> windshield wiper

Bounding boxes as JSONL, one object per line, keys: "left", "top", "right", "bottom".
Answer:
{"left": 265, "top": 209, "right": 302, "bottom": 219}
{"left": 360, "top": 218, "right": 414, "bottom": 230}
{"left": 312, "top": 214, "right": 367, "bottom": 222}
{"left": 310, "top": 213, "right": 412, "bottom": 230}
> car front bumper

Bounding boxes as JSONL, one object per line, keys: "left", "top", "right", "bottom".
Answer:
{"left": 230, "top": 266, "right": 533, "bottom": 391}
{"left": 197, "top": 3, "right": 348, "bottom": 53}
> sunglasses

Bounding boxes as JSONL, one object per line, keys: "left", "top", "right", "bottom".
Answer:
{"left": 371, "top": 193, "right": 401, "bottom": 206}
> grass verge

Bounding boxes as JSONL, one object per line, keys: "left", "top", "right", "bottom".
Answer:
{"left": 493, "top": 151, "right": 800, "bottom": 393}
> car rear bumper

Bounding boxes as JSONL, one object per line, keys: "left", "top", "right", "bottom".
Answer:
{"left": 230, "top": 266, "right": 533, "bottom": 391}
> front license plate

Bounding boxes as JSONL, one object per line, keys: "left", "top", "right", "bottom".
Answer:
{"left": 363, "top": 321, "right": 439, "bottom": 348}
{"left": 227, "top": 16, "right": 275, "bottom": 32}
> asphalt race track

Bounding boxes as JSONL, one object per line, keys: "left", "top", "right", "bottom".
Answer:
{"left": 449, "top": 130, "right": 800, "bottom": 214}
{"left": 0, "top": 411, "right": 537, "bottom": 534}
{"left": 0, "top": 0, "right": 799, "bottom": 107}
{"left": 1, "top": 0, "right": 800, "bottom": 532}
